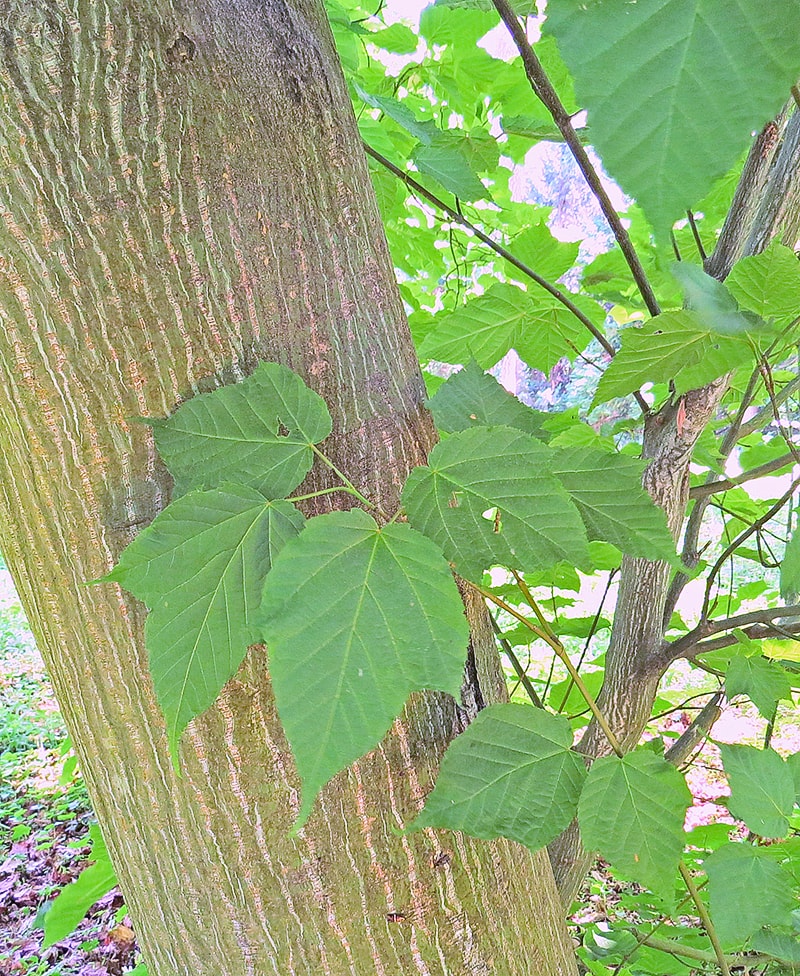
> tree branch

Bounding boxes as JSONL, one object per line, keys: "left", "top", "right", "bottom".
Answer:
{"left": 362, "top": 143, "right": 632, "bottom": 372}
{"left": 660, "top": 604, "right": 800, "bottom": 666}
{"left": 664, "top": 691, "right": 724, "bottom": 766}
{"left": 635, "top": 932, "right": 771, "bottom": 970}
{"left": 490, "top": 0, "right": 661, "bottom": 317}
{"left": 689, "top": 451, "right": 795, "bottom": 499}
{"left": 702, "top": 475, "right": 800, "bottom": 618}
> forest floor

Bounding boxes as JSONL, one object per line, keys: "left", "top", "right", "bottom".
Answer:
{"left": 0, "top": 574, "right": 138, "bottom": 976}
{"left": 1, "top": 567, "right": 799, "bottom": 975}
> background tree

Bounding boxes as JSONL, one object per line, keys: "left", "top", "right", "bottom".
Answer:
{"left": 0, "top": 1, "right": 578, "bottom": 974}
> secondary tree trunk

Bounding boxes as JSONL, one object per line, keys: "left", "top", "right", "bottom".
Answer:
{"left": 0, "top": 2, "right": 577, "bottom": 974}
{"left": 549, "top": 109, "right": 800, "bottom": 903}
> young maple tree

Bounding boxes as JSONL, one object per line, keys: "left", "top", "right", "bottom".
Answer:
{"left": 3, "top": 0, "right": 800, "bottom": 974}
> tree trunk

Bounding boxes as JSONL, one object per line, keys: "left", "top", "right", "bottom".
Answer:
{"left": 0, "top": 2, "right": 577, "bottom": 974}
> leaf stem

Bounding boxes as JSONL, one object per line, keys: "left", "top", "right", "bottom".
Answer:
{"left": 309, "top": 444, "right": 387, "bottom": 516}
{"left": 287, "top": 486, "right": 366, "bottom": 504}
{"left": 472, "top": 581, "right": 623, "bottom": 757}
{"left": 677, "top": 862, "right": 731, "bottom": 976}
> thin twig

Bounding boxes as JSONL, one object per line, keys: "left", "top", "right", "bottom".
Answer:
{"left": 661, "top": 603, "right": 800, "bottom": 665}
{"left": 637, "top": 931, "right": 768, "bottom": 970}
{"left": 472, "top": 579, "right": 624, "bottom": 756}
{"left": 685, "top": 210, "right": 707, "bottom": 261}
{"left": 557, "top": 568, "right": 617, "bottom": 712}
{"left": 689, "top": 451, "right": 796, "bottom": 499}
{"left": 490, "top": 0, "right": 660, "bottom": 317}
{"left": 490, "top": 614, "right": 544, "bottom": 708}
{"left": 702, "top": 475, "right": 800, "bottom": 617}
{"left": 362, "top": 144, "right": 646, "bottom": 384}
{"left": 736, "top": 374, "right": 800, "bottom": 440}
{"left": 677, "top": 862, "right": 731, "bottom": 976}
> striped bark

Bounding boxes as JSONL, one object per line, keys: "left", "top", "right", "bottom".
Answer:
{"left": 0, "top": 1, "right": 578, "bottom": 973}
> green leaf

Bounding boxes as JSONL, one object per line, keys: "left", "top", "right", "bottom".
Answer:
{"left": 43, "top": 825, "right": 117, "bottom": 947}
{"left": 671, "top": 262, "right": 762, "bottom": 335}
{"left": 578, "top": 750, "right": 692, "bottom": 894}
{"left": 593, "top": 311, "right": 753, "bottom": 406}
{"left": 368, "top": 23, "right": 418, "bottom": 54}
{"left": 426, "top": 360, "right": 551, "bottom": 439}
{"left": 420, "top": 282, "right": 600, "bottom": 373}
{"left": 149, "top": 362, "right": 332, "bottom": 496}
{"left": 402, "top": 426, "right": 589, "bottom": 581}
{"left": 727, "top": 242, "right": 800, "bottom": 323}
{"left": 705, "top": 842, "right": 796, "bottom": 948}
{"left": 545, "top": 0, "right": 800, "bottom": 236}
{"left": 782, "top": 530, "right": 800, "bottom": 603}
{"left": 751, "top": 928, "right": 800, "bottom": 964}
{"left": 106, "top": 487, "right": 304, "bottom": 754}
{"left": 412, "top": 142, "right": 488, "bottom": 201}
{"left": 719, "top": 744, "right": 794, "bottom": 838}
{"left": 725, "top": 652, "right": 793, "bottom": 720}
{"left": 549, "top": 446, "right": 677, "bottom": 562}
{"left": 509, "top": 222, "right": 579, "bottom": 284}
{"left": 257, "top": 509, "right": 469, "bottom": 826}
{"left": 355, "top": 85, "right": 440, "bottom": 145}
{"left": 413, "top": 703, "right": 587, "bottom": 851}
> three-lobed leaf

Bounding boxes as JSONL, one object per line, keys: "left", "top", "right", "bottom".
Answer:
{"left": 149, "top": 362, "right": 332, "bottom": 496}
{"left": 578, "top": 749, "right": 692, "bottom": 895}
{"left": 426, "top": 360, "right": 551, "bottom": 440}
{"left": 413, "top": 703, "right": 587, "bottom": 851}
{"left": 705, "top": 842, "right": 796, "bottom": 948}
{"left": 402, "top": 425, "right": 589, "bottom": 581}
{"left": 419, "top": 282, "right": 602, "bottom": 375}
{"left": 106, "top": 486, "right": 305, "bottom": 756}
{"left": 719, "top": 744, "right": 794, "bottom": 838}
{"left": 257, "top": 508, "right": 469, "bottom": 826}
{"left": 546, "top": 0, "right": 800, "bottom": 236}
{"left": 549, "top": 445, "right": 677, "bottom": 563}
{"left": 727, "top": 242, "right": 800, "bottom": 323}
{"left": 593, "top": 311, "right": 753, "bottom": 406}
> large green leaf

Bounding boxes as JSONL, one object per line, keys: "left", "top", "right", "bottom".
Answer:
{"left": 43, "top": 825, "right": 117, "bottom": 948}
{"left": 719, "top": 744, "right": 794, "bottom": 839}
{"left": 402, "top": 426, "right": 589, "bottom": 581}
{"left": 413, "top": 703, "right": 586, "bottom": 851}
{"left": 106, "top": 487, "right": 304, "bottom": 754}
{"left": 593, "top": 311, "right": 753, "bottom": 406}
{"left": 578, "top": 750, "right": 692, "bottom": 894}
{"left": 545, "top": 0, "right": 800, "bottom": 235}
{"left": 420, "top": 282, "right": 601, "bottom": 374}
{"left": 705, "top": 843, "right": 796, "bottom": 948}
{"left": 725, "top": 652, "right": 793, "bottom": 720}
{"left": 508, "top": 222, "right": 579, "bottom": 284}
{"left": 727, "top": 242, "right": 800, "bottom": 324}
{"left": 149, "top": 362, "right": 332, "bottom": 496}
{"left": 426, "top": 360, "right": 551, "bottom": 439}
{"left": 549, "top": 445, "right": 677, "bottom": 562}
{"left": 257, "top": 509, "right": 469, "bottom": 825}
